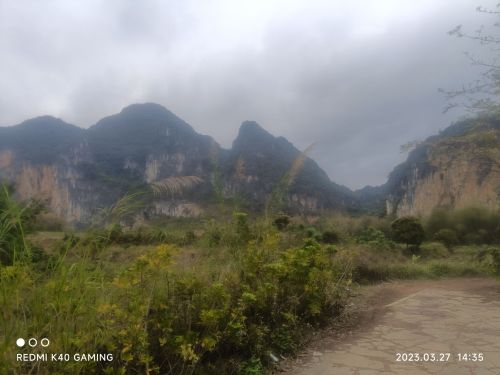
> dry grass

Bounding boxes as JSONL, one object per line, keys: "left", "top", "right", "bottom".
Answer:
{"left": 151, "top": 175, "right": 203, "bottom": 197}
{"left": 97, "top": 191, "right": 148, "bottom": 224}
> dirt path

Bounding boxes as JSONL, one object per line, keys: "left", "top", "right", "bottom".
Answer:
{"left": 280, "top": 278, "right": 500, "bottom": 375}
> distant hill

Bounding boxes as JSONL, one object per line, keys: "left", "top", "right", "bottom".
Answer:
{"left": 223, "top": 120, "right": 356, "bottom": 212}
{"left": 2, "top": 103, "right": 496, "bottom": 223}
{"left": 384, "top": 115, "right": 500, "bottom": 216}
{"left": 0, "top": 103, "right": 357, "bottom": 224}
{"left": 0, "top": 116, "right": 84, "bottom": 163}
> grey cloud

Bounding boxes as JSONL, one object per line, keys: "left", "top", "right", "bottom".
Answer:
{"left": 0, "top": 0, "right": 497, "bottom": 188}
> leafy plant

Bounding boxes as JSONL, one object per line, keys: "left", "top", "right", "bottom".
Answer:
{"left": 433, "top": 228, "right": 458, "bottom": 249}
{"left": 321, "top": 230, "right": 340, "bottom": 244}
{"left": 273, "top": 213, "right": 290, "bottom": 231}
{"left": 391, "top": 217, "right": 425, "bottom": 250}
{"left": 490, "top": 247, "right": 500, "bottom": 275}
{"left": 357, "top": 227, "right": 395, "bottom": 250}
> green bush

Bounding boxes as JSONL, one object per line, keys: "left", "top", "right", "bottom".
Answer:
{"left": 105, "top": 237, "right": 350, "bottom": 373}
{"left": 182, "top": 230, "right": 197, "bottom": 246}
{"left": 490, "top": 248, "right": 500, "bottom": 275}
{"left": 425, "top": 208, "right": 452, "bottom": 236}
{"left": 357, "top": 227, "right": 395, "bottom": 250}
{"left": 321, "top": 230, "right": 340, "bottom": 244}
{"left": 233, "top": 211, "right": 251, "bottom": 245}
{"left": 241, "top": 357, "right": 265, "bottom": 375}
{"left": 391, "top": 217, "right": 425, "bottom": 250}
{"left": 273, "top": 213, "right": 290, "bottom": 231}
{"left": 33, "top": 212, "right": 65, "bottom": 231}
{"left": 2, "top": 229, "right": 351, "bottom": 374}
{"left": 426, "top": 207, "right": 500, "bottom": 245}
{"left": 305, "top": 227, "right": 322, "bottom": 242}
{"left": 433, "top": 228, "right": 458, "bottom": 248}
{"left": 207, "top": 228, "right": 222, "bottom": 247}
{"left": 428, "top": 262, "right": 452, "bottom": 277}
{"left": 419, "top": 242, "right": 449, "bottom": 259}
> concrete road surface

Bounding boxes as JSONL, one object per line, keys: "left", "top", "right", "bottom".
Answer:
{"left": 282, "top": 278, "right": 500, "bottom": 375}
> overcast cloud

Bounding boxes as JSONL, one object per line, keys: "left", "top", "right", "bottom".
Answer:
{"left": 0, "top": 0, "right": 497, "bottom": 188}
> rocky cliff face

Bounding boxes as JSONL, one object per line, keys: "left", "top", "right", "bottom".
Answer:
{"left": 385, "top": 116, "right": 500, "bottom": 217}
{"left": 0, "top": 103, "right": 354, "bottom": 225}
{"left": 0, "top": 116, "right": 96, "bottom": 223}
{"left": 222, "top": 121, "right": 355, "bottom": 212}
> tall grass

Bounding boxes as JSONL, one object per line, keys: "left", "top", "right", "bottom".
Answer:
{"left": 151, "top": 176, "right": 203, "bottom": 198}
{"left": 1, "top": 207, "right": 352, "bottom": 374}
{"left": 96, "top": 176, "right": 204, "bottom": 226}
{"left": 0, "top": 184, "right": 41, "bottom": 264}
{"left": 266, "top": 144, "right": 315, "bottom": 217}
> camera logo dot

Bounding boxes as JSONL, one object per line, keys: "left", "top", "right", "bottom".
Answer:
{"left": 16, "top": 338, "right": 50, "bottom": 348}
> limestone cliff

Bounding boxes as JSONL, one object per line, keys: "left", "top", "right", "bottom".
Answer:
{"left": 222, "top": 121, "right": 356, "bottom": 213}
{"left": 385, "top": 116, "right": 500, "bottom": 217}
{"left": 0, "top": 103, "right": 354, "bottom": 225}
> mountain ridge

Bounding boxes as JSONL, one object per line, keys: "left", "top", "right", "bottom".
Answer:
{"left": 0, "top": 103, "right": 356, "bottom": 224}
{"left": 1, "top": 103, "right": 497, "bottom": 224}
{"left": 383, "top": 115, "right": 500, "bottom": 216}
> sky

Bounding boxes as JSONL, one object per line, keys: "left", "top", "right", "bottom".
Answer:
{"left": 0, "top": 0, "right": 497, "bottom": 189}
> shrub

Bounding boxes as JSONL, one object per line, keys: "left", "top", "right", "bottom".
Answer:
{"left": 233, "top": 211, "right": 251, "bottom": 244}
{"left": 391, "top": 217, "right": 425, "bottom": 250}
{"left": 357, "top": 227, "right": 385, "bottom": 242}
{"left": 273, "top": 213, "right": 290, "bottom": 231}
{"left": 428, "top": 262, "right": 452, "bottom": 277}
{"left": 305, "top": 227, "right": 322, "bottom": 242}
{"left": 94, "top": 237, "right": 351, "bottom": 373}
{"left": 464, "top": 232, "right": 484, "bottom": 245}
{"left": 207, "top": 228, "right": 222, "bottom": 247}
{"left": 419, "top": 242, "right": 449, "bottom": 259}
{"left": 33, "top": 212, "right": 65, "bottom": 231}
{"left": 357, "top": 227, "right": 395, "bottom": 250}
{"left": 433, "top": 228, "right": 458, "bottom": 248}
{"left": 324, "top": 245, "right": 338, "bottom": 256}
{"left": 181, "top": 230, "right": 197, "bottom": 246}
{"left": 242, "top": 357, "right": 265, "bottom": 375}
{"left": 321, "top": 230, "right": 340, "bottom": 244}
{"left": 490, "top": 248, "right": 500, "bottom": 275}
{"left": 425, "top": 208, "right": 452, "bottom": 236}
{"left": 426, "top": 206, "right": 500, "bottom": 245}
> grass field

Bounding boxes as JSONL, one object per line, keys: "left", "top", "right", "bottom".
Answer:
{"left": 1, "top": 205, "right": 500, "bottom": 374}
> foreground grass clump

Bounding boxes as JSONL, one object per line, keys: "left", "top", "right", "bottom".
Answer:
{"left": 1, "top": 227, "right": 351, "bottom": 374}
